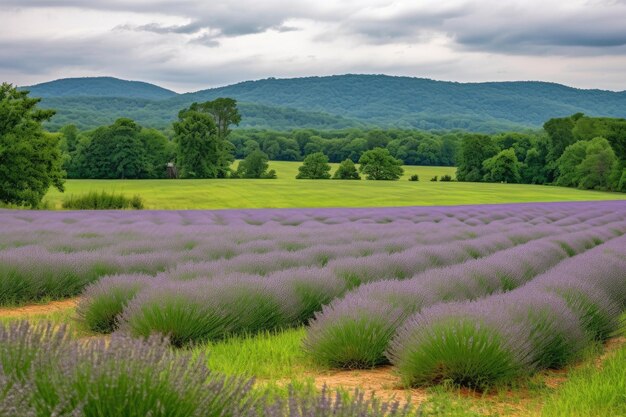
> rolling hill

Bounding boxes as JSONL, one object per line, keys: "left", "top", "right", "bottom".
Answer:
{"left": 22, "top": 76, "right": 177, "bottom": 100}
{"left": 20, "top": 75, "right": 626, "bottom": 132}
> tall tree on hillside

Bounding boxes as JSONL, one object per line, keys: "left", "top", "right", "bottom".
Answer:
{"left": 456, "top": 134, "right": 499, "bottom": 182}
{"left": 0, "top": 83, "right": 65, "bottom": 207}
{"left": 358, "top": 147, "right": 403, "bottom": 180}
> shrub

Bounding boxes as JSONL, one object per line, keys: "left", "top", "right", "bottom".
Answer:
{"left": 440, "top": 174, "right": 453, "bottom": 182}
{"left": 296, "top": 152, "right": 332, "bottom": 179}
{"left": 388, "top": 302, "right": 532, "bottom": 389}
{"left": 332, "top": 159, "right": 361, "bottom": 180}
{"left": 62, "top": 191, "right": 144, "bottom": 209}
{"left": 430, "top": 176, "right": 438, "bottom": 181}
{"left": 546, "top": 282, "right": 622, "bottom": 342}
{"left": 503, "top": 291, "right": 586, "bottom": 369}
{"left": 408, "top": 174, "right": 419, "bottom": 182}
{"left": 304, "top": 297, "right": 406, "bottom": 369}
{"left": 120, "top": 278, "right": 291, "bottom": 346}
{"left": 0, "top": 322, "right": 254, "bottom": 417}
{"left": 77, "top": 274, "right": 153, "bottom": 333}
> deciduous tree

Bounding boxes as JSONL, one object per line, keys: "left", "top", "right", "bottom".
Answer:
{"left": 0, "top": 83, "right": 65, "bottom": 207}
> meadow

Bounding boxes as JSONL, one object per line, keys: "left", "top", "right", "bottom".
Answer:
{"left": 1, "top": 201, "right": 625, "bottom": 416}
{"left": 43, "top": 161, "right": 626, "bottom": 209}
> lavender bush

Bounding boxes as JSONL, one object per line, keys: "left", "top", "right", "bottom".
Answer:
{"left": 304, "top": 222, "right": 624, "bottom": 368}
{"left": 388, "top": 234, "right": 626, "bottom": 388}
{"left": 0, "top": 321, "right": 255, "bottom": 417}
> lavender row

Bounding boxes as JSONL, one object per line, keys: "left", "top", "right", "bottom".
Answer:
{"left": 303, "top": 220, "right": 626, "bottom": 368}
{"left": 76, "top": 219, "right": 608, "bottom": 338}
{"left": 0, "top": 322, "right": 411, "bottom": 417}
{"left": 6, "top": 203, "right": 618, "bottom": 305}
{"left": 388, "top": 235, "right": 626, "bottom": 388}
{"left": 80, "top": 218, "right": 626, "bottom": 346}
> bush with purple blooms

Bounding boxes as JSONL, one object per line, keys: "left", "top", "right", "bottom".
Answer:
{"left": 387, "top": 236, "right": 626, "bottom": 388}
{"left": 0, "top": 321, "right": 254, "bottom": 417}
{"left": 0, "top": 322, "right": 418, "bottom": 417}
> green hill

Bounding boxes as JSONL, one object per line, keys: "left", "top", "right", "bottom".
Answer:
{"left": 22, "top": 75, "right": 626, "bottom": 132}
{"left": 22, "top": 76, "right": 177, "bottom": 100}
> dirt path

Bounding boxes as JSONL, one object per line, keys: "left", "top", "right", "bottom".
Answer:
{"left": 310, "top": 366, "right": 428, "bottom": 404}
{"left": 0, "top": 298, "right": 79, "bottom": 318}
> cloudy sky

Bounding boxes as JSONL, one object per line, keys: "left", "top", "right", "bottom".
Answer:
{"left": 2, "top": 0, "right": 626, "bottom": 92}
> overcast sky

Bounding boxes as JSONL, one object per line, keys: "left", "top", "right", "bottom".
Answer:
{"left": 2, "top": 0, "right": 626, "bottom": 92}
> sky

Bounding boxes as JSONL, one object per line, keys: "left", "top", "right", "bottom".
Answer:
{"left": 1, "top": 0, "right": 626, "bottom": 92}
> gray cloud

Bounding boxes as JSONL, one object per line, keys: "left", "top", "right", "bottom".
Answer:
{"left": 2, "top": 1, "right": 626, "bottom": 91}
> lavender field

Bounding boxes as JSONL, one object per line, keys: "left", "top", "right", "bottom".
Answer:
{"left": 1, "top": 201, "right": 626, "bottom": 394}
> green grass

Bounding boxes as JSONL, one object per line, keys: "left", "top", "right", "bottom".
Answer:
{"left": 193, "top": 328, "right": 319, "bottom": 380}
{"left": 44, "top": 161, "right": 625, "bottom": 209}
{"left": 540, "top": 319, "right": 626, "bottom": 417}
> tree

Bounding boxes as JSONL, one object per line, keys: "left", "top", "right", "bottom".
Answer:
{"left": 333, "top": 159, "right": 361, "bottom": 180}
{"left": 544, "top": 115, "right": 577, "bottom": 164}
{"left": 173, "top": 107, "right": 233, "bottom": 178}
{"left": 296, "top": 152, "right": 331, "bottom": 179}
{"left": 456, "top": 134, "right": 499, "bottom": 182}
{"left": 197, "top": 98, "right": 241, "bottom": 140}
{"left": 235, "top": 150, "right": 276, "bottom": 178}
{"left": 76, "top": 118, "right": 150, "bottom": 179}
{"left": 358, "top": 148, "right": 403, "bottom": 180}
{"left": 139, "top": 128, "right": 173, "bottom": 178}
{"left": 0, "top": 83, "right": 65, "bottom": 207}
{"left": 577, "top": 137, "right": 618, "bottom": 190}
{"left": 59, "top": 124, "right": 79, "bottom": 154}
{"left": 555, "top": 140, "right": 588, "bottom": 187}
{"left": 482, "top": 148, "right": 521, "bottom": 183}
{"left": 522, "top": 147, "right": 548, "bottom": 184}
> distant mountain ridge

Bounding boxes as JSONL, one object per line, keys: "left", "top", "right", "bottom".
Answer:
{"left": 20, "top": 75, "right": 626, "bottom": 132}
{"left": 23, "top": 76, "right": 178, "bottom": 100}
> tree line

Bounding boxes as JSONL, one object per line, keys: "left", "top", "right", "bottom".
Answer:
{"left": 2, "top": 82, "right": 625, "bottom": 208}
{"left": 456, "top": 113, "right": 626, "bottom": 192}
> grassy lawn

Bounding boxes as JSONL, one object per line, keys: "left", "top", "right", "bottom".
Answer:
{"left": 44, "top": 161, "right": 626, "bottom": 209}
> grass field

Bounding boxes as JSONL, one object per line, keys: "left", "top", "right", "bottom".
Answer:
{"left": 44, "top": 161, "right": 625, "bottom": 209}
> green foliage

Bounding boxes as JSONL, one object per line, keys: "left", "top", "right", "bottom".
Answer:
{"left": 358, "top": 148, "right": 404, "bottom": 180}
{"left": 522, "top": 147, "right": 548, "bottom": 184}
{"left": 556, "top": 138, "right": 618, "bottom": 190}
{"left": 390, "top": 318, "right": 524, "bottom": 389}
{"left": 482, "top": 148, "right": 522, "bottom": 183}
{"left": 541, "top": 343, "right": 626, "bottom": 417}
{"left": 577, "top": 137, "right": 619, "bottom": 190}
{"left": 456, "top": 135, "right": 499, "bottom": 182}
{"left": 77, "top": 275, "right": 151, "bottom": 333}
{"left": 333, "top": 159, "right": 361, "bottom": 180}
{"left": 230, "top": 128, "right": 461, "bottom": 166}
{"left": 235, "top": 150, "right": 276, "bottom": 179}
{"left": 0, "top": 83, "right": 65, "bottom": 207}
{"left": 173, "top": 103, "right": 234, "bottom": 179}
{"left": 408, "top": 174, "right": 419, "bottom": 182}
{"left": 62, "top": 191, "right": 144, "bottom": 210}
{"left": 296, "top": 152, "right": 332, "bottom": 179}
{"left": 440, "top": 174, "right": 453, "bottom": 182}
